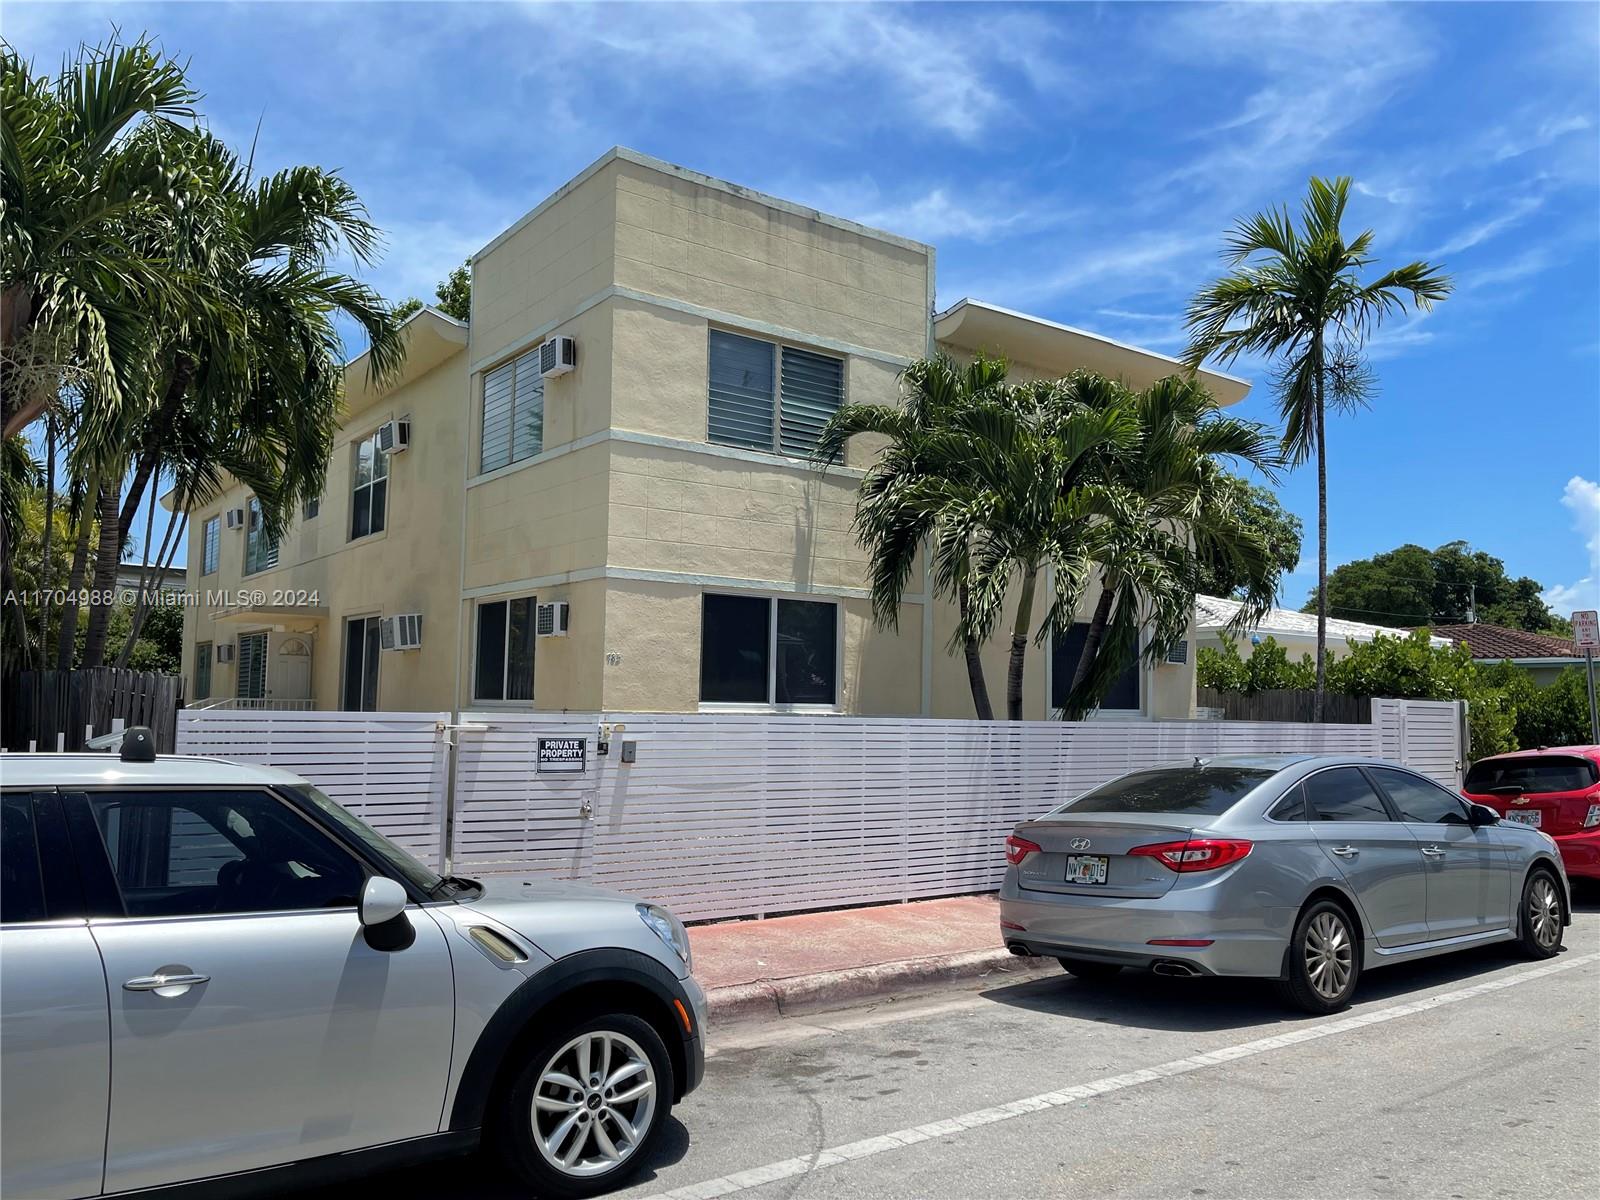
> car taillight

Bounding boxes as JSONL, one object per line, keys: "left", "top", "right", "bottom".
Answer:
{"left": 1129, "top": 838, "right": 1253, "bottom": 872}
{"left": 1005, "top": 835, "right": 1042, "bottom": 865}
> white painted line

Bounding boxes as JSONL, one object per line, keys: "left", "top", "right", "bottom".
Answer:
{"left": 645, "top": 952, "right": 1599, "bottom": 1200}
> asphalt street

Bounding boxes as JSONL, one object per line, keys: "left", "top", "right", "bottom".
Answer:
{"left": 335, "top": 899, "right": 1600, "bottom": 1200}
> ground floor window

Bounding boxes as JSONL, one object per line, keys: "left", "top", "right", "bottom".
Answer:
{"left": 473, "top": 596, "right": 536, "bottom": 701}
{"left": 700, "top": 593, "right": 838, "bottom": 706}
{"left": 342, "top": 616, "right": 381, "bottom": 711}
{"left": 1051, "top": 622, "right": 1140, "bottom": 712}
{"left": 236, "top": 632, "right": 267, "bottom": 700}
{"left": 194, "top": 642, "right": 212, "bottom": 700}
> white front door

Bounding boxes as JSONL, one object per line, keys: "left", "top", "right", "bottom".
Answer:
{"left": 270, "top": 636, "right": 313, "bottom": 701}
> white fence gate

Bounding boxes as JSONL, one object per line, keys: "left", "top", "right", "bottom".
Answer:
{"left": 176, "top": 699, "right": 1466, "bottom": 921}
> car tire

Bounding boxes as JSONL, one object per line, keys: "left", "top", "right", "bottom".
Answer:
{"left": 494, "top": 1012, "right": 674, "bottom": 1198}
{"left": 1057, "top": 957, "right": 1122, "bottom": 982}
{"left": 1275, "top": 899, "right": 1361, "bottom": 1016}
{"left": 1513, "top": 868, "right": 1565, "bottom": 960}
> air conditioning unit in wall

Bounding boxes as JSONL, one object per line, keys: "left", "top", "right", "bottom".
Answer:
{"left": 380, "top": 613, "right": 423, "bottom": 651}
{"left": 1164, "top": 640, "right": 1189, "bottom": 666}
{"left": 376, "top": 417, "right": 411, "bottom": 453}
{"left": 536, "top": 601, "right": 569, "bottom": 638}
{"left": 224, "top": 507, "right": 246, "bottom": 530}
{"left": 216, "top": 643, "right": 236, "bottom": 664}
{"left": 539, "top": 336, "right": 577, "bottom": 379}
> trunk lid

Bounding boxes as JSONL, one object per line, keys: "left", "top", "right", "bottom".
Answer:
{"left": 1464, "top": 753, "right": 1600, "bottom": 836}
{"left": 1013, "top": 815, "right": 1195, "bottom": 899}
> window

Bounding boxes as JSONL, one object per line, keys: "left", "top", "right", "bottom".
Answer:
{"left": 87, "top": 790, "right": 365, "bottom": 918}
{"left": 1268, "top": 785, "right": 1308, "bottom": 821}
{"left": 1059, "top": 767, "right": 1274, "bottom": 817}
{"left": 699, "top": 593, "right": 838, "bottom": 706}
{"left": 479, "top": 349, "right": 544, "bottom": 474}
{"left": 243, "top": 497, "right": 277, "bottom": 574}
{"left": 1305, "top": 768, "right": 1393, "bottom": 822}
{"left": 1373, "top": 768, "right": 1470, "bottom": 825}
{"left": 1464, "top": 755, "right": 1598, "bottom": 795}
{"left": 1, "top": 795, "right": 48, "bottom": 924}
{"left": 304, "top": 495, "right": 320, "bottom": 521}
{"left": 342, "top": 616, "right": 381, "bottom": 711}
{"left": 194, "top": 642, "right": 212, "bottom": 701}
{"left": 350, "top": 431, "right": 390, "bottom": 540}
{"left": 707, "top": 330, "right": 844, "bottom": 456}
{"left": 201, "top": 516, "right": 220, "bottom": 575}
{"left": 473, "top": 597, "right": 536, "bottom": 701}
{"left": 1051, "top": 623, "right": 1140, "bottom": 711}
{"left": 236, "top": 632, "right": 267, "bottom": 700}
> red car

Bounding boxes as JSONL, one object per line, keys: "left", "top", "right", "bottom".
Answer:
{"left": 1463, "top": 746, "right": 1600, "bottom": 882}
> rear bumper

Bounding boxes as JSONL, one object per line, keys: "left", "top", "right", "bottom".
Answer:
{"left": 1552, "top": 829, "right": 1600, "bottom": 880}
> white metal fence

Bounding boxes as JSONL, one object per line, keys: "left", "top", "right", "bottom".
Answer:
{"left": 176, "top": 700, "right": 1465, "bottom": 922}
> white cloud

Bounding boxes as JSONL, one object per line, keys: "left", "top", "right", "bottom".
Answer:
{"left": 1541, "top": 476, "right": 1600, "bottom": 618}
{"left": 1427, "top": 194, "right": 1545, "bottom": 257}
{"left": 1491, "top": 113, "right": 1593, "bottom": 161}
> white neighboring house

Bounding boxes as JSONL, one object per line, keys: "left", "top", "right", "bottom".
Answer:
{"left": 1195, "top": 595, "right": 1452, "bottom": 661}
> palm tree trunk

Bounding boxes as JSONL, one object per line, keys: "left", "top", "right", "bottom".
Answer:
{"left": 1070, "top": 580, "right": 1117, "bottom": 696}
{"left": 956, "top": 578, "right": 994, "bottom": 720}
{"left": 1006, "top": 566, "right": 1039, "bottom": 721}
{"left": 1313, "top": 347, "right": 1328, "bottom": 723}
{"left": 55, "top": 472, "right": 98, "bottom": 669}
{"left": 36, "top": 416, "right": 57, "bottom": 664}
{"left": 80, "top": 479, "right": 125, "bottom": 667}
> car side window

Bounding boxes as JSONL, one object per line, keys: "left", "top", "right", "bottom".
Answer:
{"left": 87, "top": 790, "right": 366, "bottom": 918}
{"left": 1268, "top": 784, "right": 1307, "bottom": 821}
{"left": 1305, "top": 768, "right": 1393, "bottom": 822}
{"left": 1, "top": 795, "right": 48, "bottom": 924}
{"left": 1372, "top": 768, "right": 1470, "bottom": 825}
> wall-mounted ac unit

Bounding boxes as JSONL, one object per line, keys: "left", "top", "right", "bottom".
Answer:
{"left": 375, "top": 417, "right": 411, "bottom": 453}
{"left": 379, "top": 613, "right": 423, "bottom": 651}
{"left": 1164, "top": 640, "right": 1189, "bottom": 666}
{"left": 216, "top": 642, "right": 236, "bottom": 663}
{"left": 536, "top": 601, "right": 569, "bottom": 638}
{"left": 539, "top": 335, "right": 577, "bottom": 379}
{"left": 224, "top": 507, "right": 246, "bottom": 530}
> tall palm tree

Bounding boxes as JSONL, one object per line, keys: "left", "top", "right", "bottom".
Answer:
{"left": 1183, "top": 176, "right": 1450, "bottom": 720}
{"left": 815, "top": 354, "right": 1008, "bottom": 719}
{"left": 1059, "top": 372, "right": 1284, "bottom": 718}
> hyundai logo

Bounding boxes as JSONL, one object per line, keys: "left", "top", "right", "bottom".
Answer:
{"left": 1070, "top": 837, "right": 1092, "bottom": 850}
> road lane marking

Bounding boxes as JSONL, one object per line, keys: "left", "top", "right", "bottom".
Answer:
{"left": 647, "top": 951, "right": 1599, "bottom": 1200}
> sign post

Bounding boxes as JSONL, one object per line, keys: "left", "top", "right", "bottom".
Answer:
{"left": 1573, "top": 610, "right": 1600, "bottom": 744}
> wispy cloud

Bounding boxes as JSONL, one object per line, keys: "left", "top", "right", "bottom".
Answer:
{"left": 1491, "top": 113, "right": 1593, "bottom": 161}
{"left": 1542, "top": 477, "right": 1600, "bottom": 617}
{"left": 1428, "top": 194, "right": 1544, "bottom": 257}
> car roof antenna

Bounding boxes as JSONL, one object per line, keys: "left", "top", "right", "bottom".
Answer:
{"left": 119, "top": 727, "right": 157, "bottom": 763}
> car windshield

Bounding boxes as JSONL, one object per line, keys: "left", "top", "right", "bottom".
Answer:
{"left": 1465, "top": 756, "right": 1597, "bottom": 795}
{"left": 1058, "top": 767, "right": 1274, "bottom": 816}
{"left": 289, "top": 784, "right": 444, "bottom": 894}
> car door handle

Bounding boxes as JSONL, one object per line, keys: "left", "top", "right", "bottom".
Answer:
{"left": 123, "top": 973, "right": 210, "bottom": 994}
{"left": 1420, "top": 846, "right": 1445, "bottom": 858}
{"left": 1329, "top": 846, "right": 1358, "bottom": 858}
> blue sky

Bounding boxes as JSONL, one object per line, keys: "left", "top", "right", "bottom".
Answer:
{"left": 8, "top": 1, "right": 1599, "bottom": 618}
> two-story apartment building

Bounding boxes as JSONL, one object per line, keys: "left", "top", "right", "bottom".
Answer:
{"left": 180, "top": 147, "right": 1249, "bottom": 719}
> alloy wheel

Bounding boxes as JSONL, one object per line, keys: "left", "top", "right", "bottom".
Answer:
{"left": 531, "top": 1030, "right": 658, "bottom": 1177}
{"left": 1529, "top": 876, "right": 1561, "bottom": 950}
{"left": 1304, "top": 910, "right": 1353, "bottom": 1001}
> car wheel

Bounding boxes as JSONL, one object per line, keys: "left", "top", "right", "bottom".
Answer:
{"left": 1514, "top": 869, "right": 1565, "bottom": 960}
{"left": 495, "top": 1012, "right": 674, "bottom": 1198}
{"left": 1057, "top": 957, "right": 1122, "bottom": 982}
{"left": 1275, "top": 899, "right": 1360, "bottom": 1015}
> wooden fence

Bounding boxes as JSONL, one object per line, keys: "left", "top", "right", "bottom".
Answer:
{"left": 1198, "top": 687, "right": 1371, "bottom": 725}
{"left": 3, "top": 668, "right": 186, "bottom": 753}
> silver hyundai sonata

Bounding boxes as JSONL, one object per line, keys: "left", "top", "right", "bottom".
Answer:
{"left": 999, "top": 755, "right": 1571, "bottom": 1013}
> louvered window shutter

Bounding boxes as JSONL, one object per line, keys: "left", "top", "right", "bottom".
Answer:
{"left": 708, "top": 330, "right": 775, "bottom": 449}
{"left": 779, "top": 346, "right": 844, "bottom": 455}
{"left": 480, "top": 360, "right": 516, "bottom": 473}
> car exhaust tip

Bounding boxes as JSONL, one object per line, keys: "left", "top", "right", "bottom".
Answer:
{"left": 1006, "top": 941, "right": 1034, "bottom": 957}
{"left": 1151, "top": 959, "right": 1201, "bottom": 977}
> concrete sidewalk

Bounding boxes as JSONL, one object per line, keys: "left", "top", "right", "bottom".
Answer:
{"left": 688, "top": 895, "right": 1054, "bottom": 1022}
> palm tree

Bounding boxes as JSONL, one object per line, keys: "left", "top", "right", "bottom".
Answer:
{"left": 1059, "top": 372, "right": 1285, "bottom": 719}
{"left": 815, "top": 354, "right": 1008, "bottom": 719}
{"left": 1183, "top": 176, "right": 1450, "bottom": 720}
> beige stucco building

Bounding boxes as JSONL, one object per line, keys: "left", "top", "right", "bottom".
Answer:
{"left": 179, "top": 148, "right": 1249, "bottom": 719}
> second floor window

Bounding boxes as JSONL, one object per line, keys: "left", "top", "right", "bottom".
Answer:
{"left": 350, "top": 431, "right": 389, "bottom": 540}
{"left": 708, "top": 329, "right": 844, "bottom": 457}
{"left": 201, "top": 516, "right": 220, "bottom": 575}
{"left": 480, "top": 350, "right": 544, "bottom": 474}
{"left": 243, "top": 497, "right": 278, "bottom": 574}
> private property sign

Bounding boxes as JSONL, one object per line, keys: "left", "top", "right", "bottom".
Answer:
{"left": 1573, "top": 610, "right": 1599, "bottom": 651}
{"left": 537, "top": 736, "right": 587, "bottom": 773}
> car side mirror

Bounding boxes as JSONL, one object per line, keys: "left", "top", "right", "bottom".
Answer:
{"left": 1467, "top": 802, "right": 1500, "bottom": 827}
{"left": 359, "top": 877, "right": 415, "bottom": 952}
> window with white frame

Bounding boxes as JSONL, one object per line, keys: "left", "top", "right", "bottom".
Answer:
{"left": 342, "top": 616, "right": 381, "bottom": 711}
{"left": 1051, "top": 623, "right": 1140, "bottom": 712}
{"left": 480, "top": 350, "right": 544, "bottom": 474}
{"left": 699, "top": 593, "right": 838, "bottom": 706}
{"left": 194, "top": 641, "right": 212, "bottom": 700}
{"left": 201, "top": 516, "right": 220, "bottom": 575}
{"left": 708, "top": 329, "right": 845, "bottom": 457}
{"left": 350, "top": 431, "right": 389, "bottom": 540}
{"left": 243, "top": 498, "right": 278, "bottom": 575}
{"left": 473, "top": 596, "right": 536, "bottom": 701}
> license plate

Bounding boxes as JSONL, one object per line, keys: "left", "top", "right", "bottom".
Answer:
{"left": 1502, "top": 809, "right": 1541, "bottom": 827}
{"left": 1065, "top": 854, "right": 1109, "bottom": 885}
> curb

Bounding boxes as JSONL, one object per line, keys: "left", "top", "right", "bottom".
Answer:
{"left": 704, "top": 947, "right": 1057, "bottom": 1024}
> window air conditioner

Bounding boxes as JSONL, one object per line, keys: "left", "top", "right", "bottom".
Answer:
{"left": 216, "top": 643, "right": 236, "bottom": 663}
{"left": 539, "top": 336, "right": 577, "bottom": 379}
{"left": 536, "top": 601, "right": 569, "bottom": 638}
{"left": 376, "top": 417, "right": 411, "bottom": 453}
{"left": 379, "top": 613, "right": 423, "bottom": 651}
{"left": 224, "top": 507, "right": 246, "bottom": 530}
{"left": 1164, "top": 640, "right": 1189, "bottom": 666}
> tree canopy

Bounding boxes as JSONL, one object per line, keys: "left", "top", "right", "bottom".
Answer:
{"left": 391, "top": 260, "right": 471, "bottom": 324}
{"left": 1192, "top": 475, "right": 1301, "bottom": 600}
